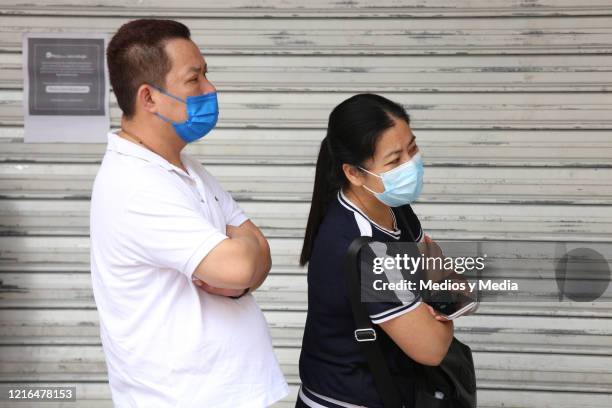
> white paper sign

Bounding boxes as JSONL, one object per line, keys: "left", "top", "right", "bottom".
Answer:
{"left": 22, "top": 33, "right": 110, "bottom": 143}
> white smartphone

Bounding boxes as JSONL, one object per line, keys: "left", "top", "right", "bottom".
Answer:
{"left": 427, "top": 292, "right": 479, "bottom": 320}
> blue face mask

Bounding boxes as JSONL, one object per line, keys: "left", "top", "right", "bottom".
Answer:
{"left": 360, "top": 153, "right": 424, "bottom": 207}
{"left": 153, "top": 86, "right": 219, "bottom": 143}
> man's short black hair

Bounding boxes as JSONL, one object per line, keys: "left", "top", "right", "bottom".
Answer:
{"left": 107, "top": 19, "right": 191, "bottom": 119}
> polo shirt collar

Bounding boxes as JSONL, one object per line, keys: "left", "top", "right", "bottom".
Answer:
{"left": 106, "top": 131, "right": 190, "bottom": 176}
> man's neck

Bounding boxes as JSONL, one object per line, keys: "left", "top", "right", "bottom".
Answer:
{"left": 120, "top": 118, "right": 187, "bottom": 172}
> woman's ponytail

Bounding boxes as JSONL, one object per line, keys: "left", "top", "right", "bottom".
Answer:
{"left": 300, "top": 137, "right": 339, "bottom": 266}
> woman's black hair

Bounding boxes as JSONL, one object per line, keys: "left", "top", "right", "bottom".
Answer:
{"left": 299, "top": 93, "right": 410, "bottom": 266}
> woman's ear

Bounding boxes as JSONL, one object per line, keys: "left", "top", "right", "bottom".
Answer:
{"left": 342, "top": 163, "right": 365, "bottom": 187}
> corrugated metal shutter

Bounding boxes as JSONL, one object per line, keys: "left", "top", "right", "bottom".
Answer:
{"left": 1, "top": 1, "right": 611, "bottom": 407}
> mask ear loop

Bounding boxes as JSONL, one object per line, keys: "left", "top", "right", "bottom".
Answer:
{"left": 359, "top": 166, "right": 382, "bottom": 178}
{"left": 358, "top": 166, "right": 384, "bottom": 195}
{"left": 155, "top": 112, "right": 178, "bottom": 125}
{"left": 150, "top": 84, "right": 187, "bottom": 125}
{"left": 150, "top": 84, "right": 186, "bottom": 104}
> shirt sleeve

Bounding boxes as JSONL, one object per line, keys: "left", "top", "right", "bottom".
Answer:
{"left": 195, "top": 162, "right": 249, "bottom": 227}
{"left": 122, "top": 181, "right": 229, "bottom": 279}
{"left": 367, "top": 298, "right": 422, "bottom": 325}
{"left": 214, "top": 185, "right": 248, "bottom": 227}
{"left": 360, "top": 240, "right": 422, "bottom": 325}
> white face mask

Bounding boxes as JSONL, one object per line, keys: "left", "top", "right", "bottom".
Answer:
{"left": 360, "top": 153, "right": 424, "bottom": 207}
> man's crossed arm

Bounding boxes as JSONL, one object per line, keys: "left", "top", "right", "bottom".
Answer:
{"left": 192, "top": 220, "right": 272, "bottom": 297}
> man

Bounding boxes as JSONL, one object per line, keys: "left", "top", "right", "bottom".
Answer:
{"left": 90, "top": 19, "right": 289, "bottom": 407}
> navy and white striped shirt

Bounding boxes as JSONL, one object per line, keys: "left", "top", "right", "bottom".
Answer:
{"left": 298, "top": 190, "right": 424, "bottom": 408}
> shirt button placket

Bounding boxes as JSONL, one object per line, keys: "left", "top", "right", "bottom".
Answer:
{"left": 192, "top": 178, "right": 205, "bottom": 204}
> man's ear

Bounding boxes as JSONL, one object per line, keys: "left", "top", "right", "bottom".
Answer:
{"left": 342, "top": 163, "right": 365, "bottom": 187}
{"left": 136, "top": 84, "right": 158, "bottom": 115}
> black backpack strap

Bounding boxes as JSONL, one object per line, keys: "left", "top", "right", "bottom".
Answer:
{"left": 395, "top": 207, "right": 418, "bottom": 243}
{"left": 344, "top": 236, "right": 404, "bottom": 408}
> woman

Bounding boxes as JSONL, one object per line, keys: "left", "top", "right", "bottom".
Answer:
{"left": 297, "top": 94, "right": 454, "bottom": 407}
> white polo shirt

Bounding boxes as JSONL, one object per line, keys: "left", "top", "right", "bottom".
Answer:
{"left": 90, "top": 131, "right": 289, "bottom": 407}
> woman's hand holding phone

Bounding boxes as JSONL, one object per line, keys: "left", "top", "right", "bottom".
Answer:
{"left": 419, "top": 234, "right": 478, "bottom": 319}
{"left": 425, "top": 303, "right": 453, "bottom": 322}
